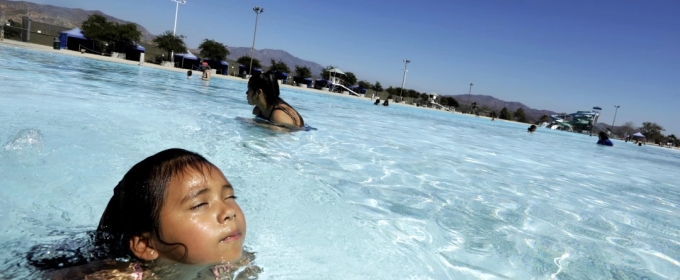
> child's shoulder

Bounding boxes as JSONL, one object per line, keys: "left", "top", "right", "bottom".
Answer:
{"left": 44, "top": 260, "right": 145, "bottom": 280}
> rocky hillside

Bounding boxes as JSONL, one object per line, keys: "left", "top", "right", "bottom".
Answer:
{"left": 225, "top": 47, "right": 324, "bottom": 75}
{"left": 0, "top": 0, "right": 155, "bottom": 42}
{"left": 449, "top": 94, "right": 557, "bottom": 121}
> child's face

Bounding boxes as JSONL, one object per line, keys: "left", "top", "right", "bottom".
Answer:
{"left": 153, "top": 164, "right": 246, "bottom": 264}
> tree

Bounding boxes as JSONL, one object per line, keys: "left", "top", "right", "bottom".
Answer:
{"left": 153, "top": 31, "right": 187, "bottom": 60}
{"left": 343, "top": 72, "right": 357, "bottom": 86}
{"left": 237, "top": 56, "right": 262, "bottom": 73}
{"left": 294, "top": 65, "right": 311, "bottom": 78}
{"left": 81, "top": 15, "right": 141, "bottom": 53}
{"left": 113, "top": 23, "right": 142, "bottom": 52}
{"left": 357, "top": 80, "right": 371, "bottom": 90}
{"left": 268, "top": 59, "right": 290, "bottom": 73}
{"left": 539, "top": 115, "right": 549, "bottom": 123}
{"left": 371, "top": 81, "right": 383, "bottom": 94}
{"left": 667, "top": 134, "right": 677, "bottom": 147}
{"left": 81, "top": 14, "right": 117, "bottom": 51}
{"left": 198, "top": 39, "right": 229, "bottom": 61}
{"left": 446, "top": 97, "right": 459, "bottom": 107}
{"left": 513, "top": 108, "right": 528, "bottom": 123}
{"left": 616, "top": 121, "right": 636, "bottom": 136}
{"left": 640, "top": 122, "right": 665, "bottom": 143}
{"left": 499, "top": 107, "right": 511, "bottom": 120}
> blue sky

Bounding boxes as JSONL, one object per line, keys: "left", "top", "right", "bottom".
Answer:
{"left": 21, "top": 0, "right": 680, "bottom": 135}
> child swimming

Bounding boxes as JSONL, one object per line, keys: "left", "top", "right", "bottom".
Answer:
{"left": 597, "top": 131, "right": 614, "bottom": 146}
{"left": 34, "top": 148, "right": 256, "bottom": 279}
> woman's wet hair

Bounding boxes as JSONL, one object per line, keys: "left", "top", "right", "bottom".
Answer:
{"left": 248, "top": 71, "right": 281, "bottom": 106}
{"left": 528, "top": 125, "right": 537, "bottom": 132}
{"left": 27, "top": 148, "right": 214, "bottom": 270}
{"left": 599, "top": 131, "right": 609, "bottom": 139}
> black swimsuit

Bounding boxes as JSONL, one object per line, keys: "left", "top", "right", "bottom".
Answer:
{"left": 257, "top": 103, "right": 304, "bottom": 127}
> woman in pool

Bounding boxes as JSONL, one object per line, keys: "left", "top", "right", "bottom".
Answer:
{"left": 43, "top": 148, "right": 256, "bottom": 279}
{"left": 527, "top": 124, "right": 537, "bottom": 133}
{"left": 247, "top": 71, "right": 305, "bottom": 128}
{"left": 201, "top": 68, "right": 211, "bottom": 81}
{"left": 597, "top": 131, "right": 614, "bottom": 146}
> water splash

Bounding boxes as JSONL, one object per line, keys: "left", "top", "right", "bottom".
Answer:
{"left": 3, "top": 129, "right": 45, "bottom": 151}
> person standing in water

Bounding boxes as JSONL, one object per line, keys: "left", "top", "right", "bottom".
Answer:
{"left": 246, "top": 71, "right": 305, "bottom": 128}
{"left": 201, "top": 68, "right": 211, "bottom": 81}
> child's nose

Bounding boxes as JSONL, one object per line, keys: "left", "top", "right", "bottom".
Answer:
{"left": 218, "top": 202, "right": 237, "bottom": 222}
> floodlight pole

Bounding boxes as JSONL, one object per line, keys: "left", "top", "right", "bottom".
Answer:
{"left": 249, "top": 6, "right": 264, "bottom": 75}
{"left": 611, "top": 105, "right": 620, "bottom": 135}
{"left": 170, "top": 0, "right": 186, "bottom": 66}
{"left": 467, "top": 83, "right": 474, "bottom": 113}
{"left": 399, "top": 59, "right": 410, "bottom": 97}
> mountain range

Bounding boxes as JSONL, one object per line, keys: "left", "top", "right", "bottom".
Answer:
{"left": 2, "top": 0, "right": 560, "bottom": 121}
{"left": 0, "top": 0, "right": 156, "bottom": 41}
{"left": 449, "top": 94, "right": 557, "bottom": 122}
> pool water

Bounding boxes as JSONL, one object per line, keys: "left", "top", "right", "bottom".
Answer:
{"left": 1, "top": 46, "right": 679, "bottom": 279}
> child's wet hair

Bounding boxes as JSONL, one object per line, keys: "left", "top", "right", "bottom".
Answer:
{"left": 598, "top": 131, "right": 609, "bottom": 139}
{"left": 98, "top": 148, "right": 214, "bottom": 261}
{"left": 247, "top": 70, "right": 280, "bottom": 105}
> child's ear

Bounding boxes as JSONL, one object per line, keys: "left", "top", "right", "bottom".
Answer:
{"left": 129, "top": 234, "right": 158, "bottom": 261}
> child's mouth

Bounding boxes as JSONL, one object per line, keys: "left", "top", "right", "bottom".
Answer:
{"left": 220, "top": 231, "right": 242, "bottom": 242}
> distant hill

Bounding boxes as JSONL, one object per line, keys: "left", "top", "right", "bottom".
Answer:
{"left": 0, "top": 0, "right": 155, "bottom": 42}
{"left": 0, "top": 0, "right": 326, "bottom": 75}
{"left": 225, "top": 47, "right": 324, "bottom": 76}
{"left": 449, "top": 94, "right": 557, "bottom": 122}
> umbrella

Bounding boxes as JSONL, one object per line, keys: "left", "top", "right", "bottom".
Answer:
{"left": 632, "top": 132, "right": 645, "bottom": 138}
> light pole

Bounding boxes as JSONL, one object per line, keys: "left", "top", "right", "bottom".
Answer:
{"left": 249, "top": 6, "right": 264, "bottom": 75}
{"left": 611, "top": 105, "right": 620, "bottom": 135}
{"left": 170, "top": 0, "right": 186, "bottom": 66}
{"left": 399, "top": 59, "right": 410, "bottom": 98}
{"left": 467, "top": 83, "right": 474, "bottom": 113}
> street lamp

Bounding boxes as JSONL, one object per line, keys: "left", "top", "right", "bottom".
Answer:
{"left": 399, "top": 59, "right": 410, "bottom": 97}
{"left": 611, "top": 105, "right": 620, "bottom": 135}
{"left": 249, "top": 6, "right": 264, "bottom": 75}
{"left": 467, "top": 83, "right": 474, "bottom": 113}
{"left": 170, "top": 0, "right": 186, "bottom": 65}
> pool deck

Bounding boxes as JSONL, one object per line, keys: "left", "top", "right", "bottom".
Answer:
{"left": 0, "top": 40, "right": 582, "bottom": 131}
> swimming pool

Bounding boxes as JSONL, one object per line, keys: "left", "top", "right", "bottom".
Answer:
{"left": 1, "top": 45, "right": 679, "bottom": 279}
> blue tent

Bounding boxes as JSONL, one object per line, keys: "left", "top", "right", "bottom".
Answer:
{"left": 59, "top": 28, "right": 90, "bottom": 50}
{"left": 203, "top": 59, "right": 229, "bottom": 75}
{"left": 136, "top": 45, "right": 145, "bottom": 52}
{"left": 275, "top": 71, "right": 288, "bottom": 82}
{"left": 173, "top": 51, "right": 200, "bottom": 69}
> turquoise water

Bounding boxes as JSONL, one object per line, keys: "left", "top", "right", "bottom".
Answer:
{"left": 1, "top": 45, "right": 679, "bottom": 279}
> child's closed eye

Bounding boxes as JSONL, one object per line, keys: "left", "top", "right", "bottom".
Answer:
{"left": 191, "top": 202, "right": 208, "bottom": 210}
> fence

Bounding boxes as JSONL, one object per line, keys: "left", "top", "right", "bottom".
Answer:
{"left": 2, "top": 17, "right": 70, "bottom": 46}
